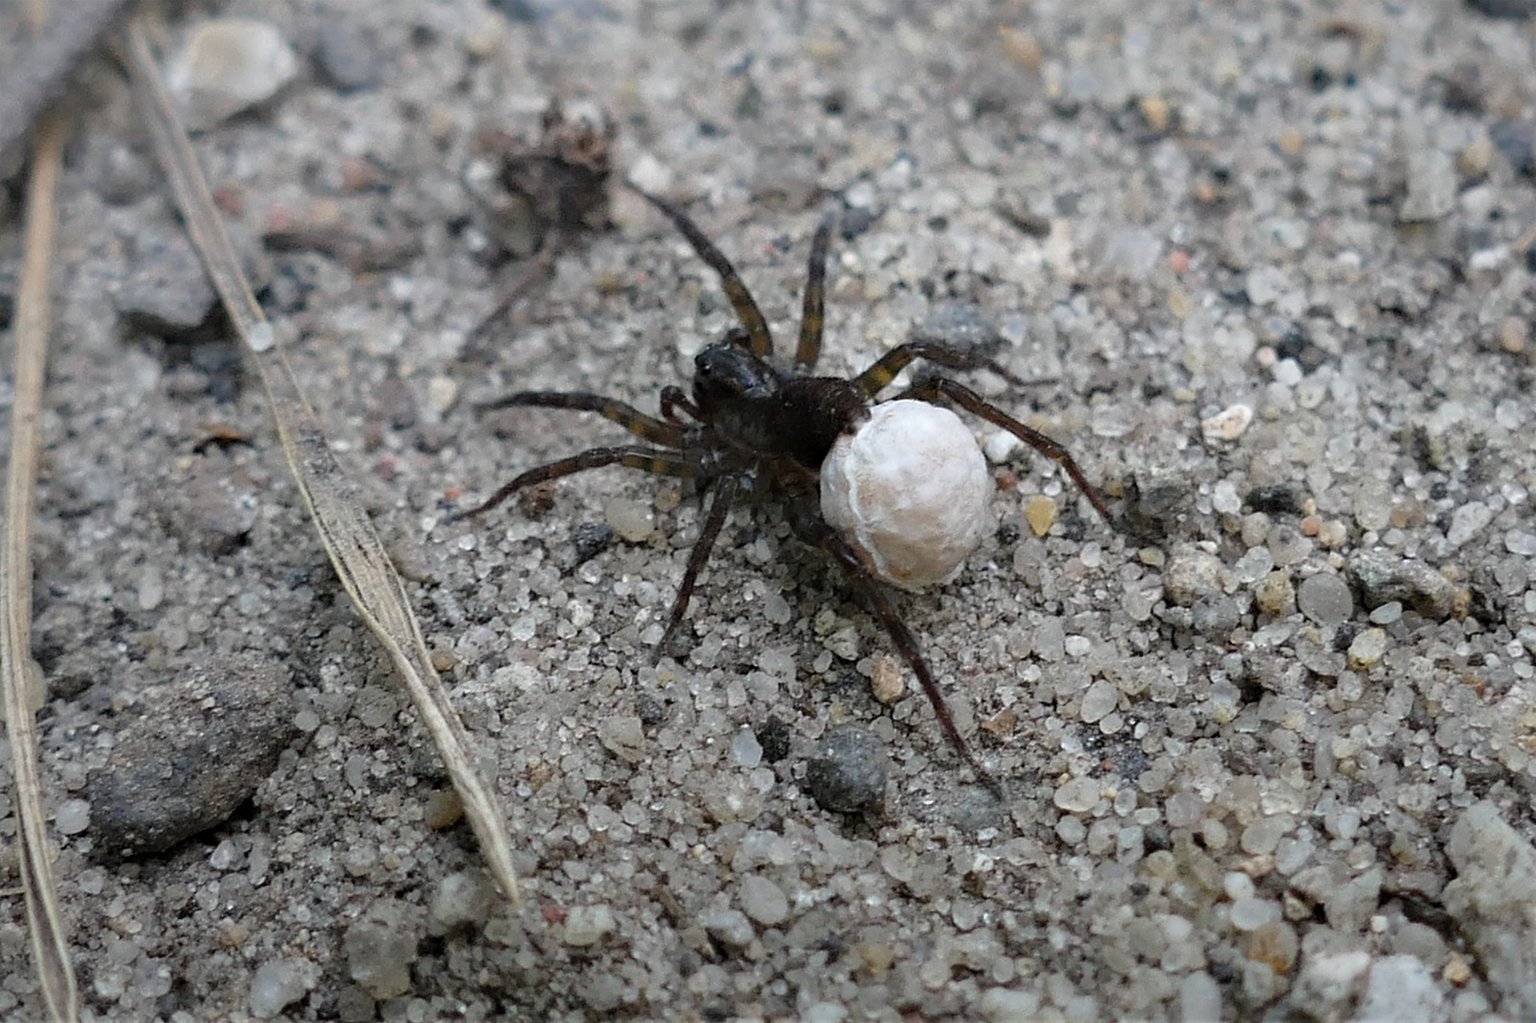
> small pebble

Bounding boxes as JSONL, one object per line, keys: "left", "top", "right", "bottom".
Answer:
{"left": 1163, "top": 547, "right": 1223, "bottom": 606}
{"left": 1357, "top": 955, "right": 1445, "bottom": 1023}
{"left": 248, "top": 958, "right": 318, "bottom": 1019}
{"left": 1347, "top": 628, "right": 1387, "bottom": 669}
{"left": 1023, "top": 494, "right": 1058, "bottom": 537}
{"left": 738, "top": 874, "right": 790, "bottom": 927}
{"left": 598, "top": 715, "right": 646, "bottom": 764}
{"left": 1253, "top": 570, "right": 1295, "bottom": 616}
{"left": 703, "top": 908, "right": 755, "bottom": 949}
{"left": 112, "top": 231, "right": 217, "bottom": 334}
{"left": 561, "top": 904, "right": 616, "bottom": 947}
{"left": 1079, "top": 679, "right": 1117, "bottom": 723}
{"left": 429, "top": 872, "right": 491, "bottom": 932}
{"left": 1348, "top": 552, "right": 1458, "bottom": 619}
{"left": 1053, "top": 776, "right": 1101, "bottom": 813}
{"left": 983, "top": 430, "right": 1022, "bottom": 464}
{"left": 805, "top": 726, "right": 889, "bottom": 815}
{"left": 729, "top": 727, "right": 763, "bottom": 768}
{"left": 1192, "top": 592, "right": 1241, "bottom": 635}
{"left": 1446, "top": 501, "right": 1493, "bottom": 550}
{"left": 605, "top": 498, "right": 655, "bottom": 542}
{"left": 870, "top": 655, "right": 904, "bottom": 704}
{"left": 1368, "top": 601, "right": 1403, "bottom": 625}
{"left": 85, "top": 658, "right": 294, "bottom": 859}
{"left": 166, "top": 18, "right": 299, "bottom": 130}
{"left": 55, "top": 799, "right": 92, "bottom": 836}
{"left": 1496, "top": 315, "right": 1529, "bottom": 354}
{"left": 1245, "top": 921, "right": 1299, "bottom": 974}
{"left": 1296, "top": 572, "right": 1353, "bottom": 627}
{"left": 344, "top": 899, "right": 422, "bottom": 999}
{"left": 314, "top": 20, "right": 382, "bottom": 91}
{"left": 1201, "top": 403, "right": 1254, "bottom": 443}
{"left": 980, "top": 987, "right": 1043, "bottom": 1022}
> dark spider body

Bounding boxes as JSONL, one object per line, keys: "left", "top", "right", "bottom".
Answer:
{"left": 455, "top": 186, "right": 1114, "bottom": 796}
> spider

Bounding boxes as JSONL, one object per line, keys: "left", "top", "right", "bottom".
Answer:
{"left": 453, "top": 185, "right": 1116, "bottom": 796}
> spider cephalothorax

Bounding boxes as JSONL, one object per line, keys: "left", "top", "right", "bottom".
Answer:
{"left": 454, "top": 185, "right": 1115, "bottom": 796}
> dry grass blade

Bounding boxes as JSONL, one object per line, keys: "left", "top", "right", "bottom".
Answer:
{"left": 0, "top": 105, "right": 79, "bottom": 1023}
{"left": 1, "top": 4, "right": 81, "bottom": 1019}
{"left": 118, "top": 18, "right": 521, "bottom": 903}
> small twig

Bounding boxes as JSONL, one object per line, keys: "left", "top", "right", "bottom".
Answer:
{"left": 118, "top": 17, "right": 522, "bottom": 903}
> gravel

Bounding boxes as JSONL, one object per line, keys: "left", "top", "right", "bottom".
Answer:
{"left": 3, "top": 0, "right": 1535, "bottom": 1020}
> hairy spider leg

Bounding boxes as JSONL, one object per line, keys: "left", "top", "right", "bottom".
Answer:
{"left": 779, "top": 468, "right": 1007, "bottom": 798}
{"left": 631, "top": 186, "right": 775, "bottom": 359}
{"left": 898, "top": 377, "right": 1116, "bottom": 524}
{"left": 478, "top": 390, "right": 692, "bottom": 447}
{"left": 450, "top": 445, "right": 696, "bottom": 521}
{"left": 851, "top": 340, "right": 1028, "bottom": 397}
{"left": 659, "top": 385, "right": 704, "bottom": 424}
{"left": 654, "top": 473, "right": 741, "bottom": 662}
{"left": 792, "top": 218, "right": 834, "bottom": 370}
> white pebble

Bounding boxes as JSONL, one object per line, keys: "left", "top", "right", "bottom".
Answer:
{"left": 166, "top": 19, "right": 298, "bottom": 130}
{"left": 562, "top": 904, "right": 616, "bottom": 946}
{"left": 1054, "top": 776, "right": 1100, "bottom": 813}
{"left": 55, "top": 798, "right": 91, "bottom": 836}
{"left": 1201, "top": 403, "right": 1254, "bottom": 443}
{"left": 983, "top": 429, "right": 1023, "bottom": 464}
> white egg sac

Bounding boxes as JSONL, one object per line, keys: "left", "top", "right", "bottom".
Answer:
{"left": 819, "top": 399, "right": 992, "bottom": 590}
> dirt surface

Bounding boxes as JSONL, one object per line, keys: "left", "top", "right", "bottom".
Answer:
{"left": 3, "top": 1, "right": 1536, "bottom": 1020}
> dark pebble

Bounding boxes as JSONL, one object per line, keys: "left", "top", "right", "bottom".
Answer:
{"left": 756, "top": 715, "right": 792, "bottom": 763}
{"left": 84, "top": 657, "right": 295, "bottom": 860}
{"left": 111, "top": 231, "right": 218, "bottom": 335}
{"left": 1244, "top": 483, "right": 1307, "bottom": 516}
{"left": 1490, "top": 120, "right": 1536, "bottom": 178}
{"left": 160, "top": 468, "right": 261, "bottom": 555}
{"left": 314, "top": 21, "right": 383, "bottom": 92}
{"left": 570, "top": 521, "right": 615, "bottom": 567}
{"left": 1347, "top": 551, "right": 1461, "bottom": 620}
{"left": 910, "top": 303, "right": 1004, "bottom": 357}
{"left": 804, "top": 725, "right": 889, "bottom": 815}
{"left": 1466, "top": 0, "right": 1536, "bottom": 21}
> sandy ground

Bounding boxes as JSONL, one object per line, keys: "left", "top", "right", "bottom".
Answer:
{"left": 3, "top": 0, "right": 1536, "bottom": 1020}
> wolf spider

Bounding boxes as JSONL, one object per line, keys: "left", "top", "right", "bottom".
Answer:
{"left": 453, "top": 185, "right": 1115, "bottom": 796}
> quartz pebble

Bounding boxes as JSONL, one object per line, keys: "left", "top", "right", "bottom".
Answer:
{"left": 1443, "top": 802, "right": 1536, "bottom": 1012}
{"left": 344, "top": 900, "right": 422, "bottom": 999}
{"left": 166, "top": 19, "right": 299, "bottom": 130}
{"left": 248, "top": 958, "right": 318, "bottom": 1019}
{"left": 1296, "top": 572, "right": 1353, "bottom": 627}
{"left": 1163, "top": 548, "right": 1223, "bottom": 606}
{"left": 738, "top": 874, "right": 790, "bottom": 926}
{"left": 1054, "top": 776, "right": 1101, "bottom": 813}
{"left": 1201, "top": 403, "right": 1254, "bottom": 443}
{"left": 562, "top": 904, "right": 616, "bottom": 947}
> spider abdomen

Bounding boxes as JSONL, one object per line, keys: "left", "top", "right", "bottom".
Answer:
{"left": 818, "top": 399, "right": 991, "bottom": 590}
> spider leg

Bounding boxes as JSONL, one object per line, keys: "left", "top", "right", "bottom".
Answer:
{"left": 478, "top": 390, "right": 692, "bottom": 447}
{"left": 629, "top": 184, "right": 775, "bottom": 359}
{"left": 659, "top": 385, "right": 703, "bottom": 424}
{"left": 449, "top": 445, "right": 696, "bottom": 521}
{"left": 779, "top": 471, "right": 1006, "bottom": 798}
{"left": 852, "top": 340, "right": 1027, "bottom": 397}
{"left": 653, "top": 473, "right": 741, "bottom": 663}
{"left": 792, "top": 217, "right": 834, "bottom": 370}
{"left": 898, "top": 377, "right": 1116, "bottom": 525}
